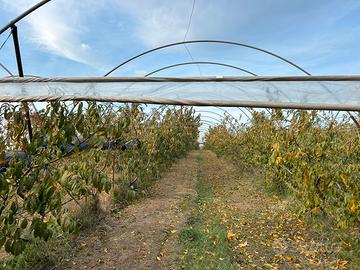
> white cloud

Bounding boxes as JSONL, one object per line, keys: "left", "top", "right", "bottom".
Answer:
{"left": 114, "top": 0, "right": 195, "bottom": 47}
{"left": 1, "top": 0, "right": 103, "bottom": 66}
{"left": 2, "top": 0, "right": 360, "bottom": 75}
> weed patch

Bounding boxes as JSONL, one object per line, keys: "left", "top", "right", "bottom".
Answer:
{"left": 179, "top": 151, "right": 236, "bottom": 270}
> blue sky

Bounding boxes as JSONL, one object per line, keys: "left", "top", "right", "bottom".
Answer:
{"left": 0, "top": 0, "right": 359, "bottom": 140}
{"left": 1, "top": 0, "right": 360, "bottom": 78}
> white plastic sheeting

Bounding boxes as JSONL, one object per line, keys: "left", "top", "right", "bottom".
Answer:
{"left": 0, "top": 76, "right": 360, "bottom": 110}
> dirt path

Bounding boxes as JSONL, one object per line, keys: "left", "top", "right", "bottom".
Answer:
{"left": 62, "top": 150, "right": 350, "bottom": 270}
{"left": 63, "top": 151, "right": 198, "bottom": 270}
{"left": 201, "top": 150, "right": 348, "bottom": 270}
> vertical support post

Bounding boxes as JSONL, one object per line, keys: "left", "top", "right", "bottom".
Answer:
{"left": 11, "top": 25, "right": 24, "bottom": 77}
{"left": 11, "top": 25, "right": 33, "bottom": 142}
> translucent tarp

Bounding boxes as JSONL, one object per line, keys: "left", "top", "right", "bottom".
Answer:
{"left": 0, "top": 76, "right": 360, "bottom": 110}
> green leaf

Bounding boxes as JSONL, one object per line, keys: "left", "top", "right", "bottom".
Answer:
{"left": 4, "top": 239, "right": 12, "bottom": 253}
{"left": 0, "top": 236, "right": 6, "bottom": 249}
{"left": 12, "top": 240, "right": 25, "bottom": 256}
{"left": 20, "top": 218, "right": 28, "bottom": 229}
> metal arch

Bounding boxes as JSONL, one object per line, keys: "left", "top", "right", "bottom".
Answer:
{"left": 141, "top": 61, "right": 288, "bottom": 121}
{"left": 198, "top": 132, "right": 208, "bottom": 138}
{"left": 144, "top": 61, "right": 256, "bottom": 124}
{"left": 237, "top": 107, "right": 253, "bottom": 121}
{"left": 144, "top": 61, "right": 257, "bottom": 77}
{"left": 199, "top": 115, "right": 223, "bottom": 124}
{"left": 2, "top": 1, "right": 357, "bottom": 130}
{"left": 199, "top": 120, "right": 213, "bottom": 126}
{"left": 201, "top": 115, "right": 239, "bottom": 130}
{"left": 141, "top": 102, "right": 242, "bottom": 131}
{"left": 142, "top": 61, "right": 255, "bottom": 124}
{"left": 145, "top": 104, "right": 199, "bottom": 123}
{"left": 197, "top": 112, "right": 238, "bottom": 130}
{"left": 0, "top": 0, "right": 53, "bottom": 35}
{"left": 0, "top": 63, "right": 13, "bottom": 76}
{"left": 212, "top": 106, "right": 245, "bottom": 124}
{"left": 198, "top": 130, "right": 209, "bottom": 135}
{"left": 198, "top": 132, "right": 209, "bottom": 137}
{"left": 198, "top": 122, "right": 240, "bottom": 145}
{"left": 200, "top": 120, "right": 218, "bottom": 126}
{"left": 145, "top": 104, "right": 169, "bottom": 122}
{"left": 196, "top": 110, "right": 227, "bottom": 120}
{"left": 104, "top": 40, "right": 311, "bottom": 76}
{"left": 237, "top": 107, "right": 273, "bottom": 122}
{"left": 1, "top": 5, "right": 311, "bottom": 79}
{"left": 198, "top": 129, "right": 209, "bottom": 138}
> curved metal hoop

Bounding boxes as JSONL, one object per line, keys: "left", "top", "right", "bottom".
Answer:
{"left": 197, "top": 110, "right": 228, "bottom": 120}
{"left": 212, "top": 107, "right": 244, "bottom": 123}
{"left": 143, "top": 61, "right": 256, "bottom": 123}
{"left": 0, "top": 63, "right": 13, "bottom": 76}
{"left": 104, "top": 40, "right": 311, "bottom": 76}
{"left": 198, "top": 128, "right": 209, "bottom": 133}
{"left": 145, "top": 61, "right": 257, "bottom": 77}
{"left": 0, "top": 0, "right": 52, "bottom": 35}
{"left": 238, "top": 107, "right": 253, "bottom": 121}
{"left": 196, "top": 111, "right": 239, "bottom": 129}
{"left": 199, "top": 115, "right": 223, "bottom": 124}
{"left": 200, "top": 120, "right": 218, "bottom": 126}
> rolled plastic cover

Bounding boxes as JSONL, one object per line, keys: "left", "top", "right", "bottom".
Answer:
{"left": 0, "top": 76, "right": 360, "bottom": 110}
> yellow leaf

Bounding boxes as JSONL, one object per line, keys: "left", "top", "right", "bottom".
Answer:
{"left": 275, "top": 156, "right": 283, "bottom": 165}
{"left": 295, "top": 235, "right": 304, "bottom": 242}
{"left": 226, "top": 230, "right": 236, "bottom": 241}
{"left": 337, "top": 259, "right": 348, "bottom": 268}
{"left": 263, "top": 263, "right": 277, "bottom": 269}
{"left": 284, "top": 255, "right": 292, "bottom": 261}
{"left": 350, "top": 201, "right": 358, "bottom": 213}
{"left": 295, "top": 149, "right": 304, "bottom": 158}
{"left": 340, "top": 174, "right": 348, "bottom": 187}
{"left": 310, "top": 207, "right": 320, "bottom": 215}
{"left": 272, "top": 142, "right": 280, "bottom": 152}
{"left": 238, "top": 241, "right": 248, "bottom": 248}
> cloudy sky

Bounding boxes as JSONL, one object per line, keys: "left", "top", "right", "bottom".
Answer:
{"left": 0, "top": 0, "right": 359, "bottom": 139}
{"left": 0, "top": 0, "right": 360, "bottom": 78}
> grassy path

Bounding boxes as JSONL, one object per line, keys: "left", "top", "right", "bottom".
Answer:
{"left": 179, "top": 150, "right": 236, "bottom": 269}
{"left": 187, "top": 150, "right": 351, "bottom": 270}
{"left": 60, "top": 150, "right": 352, "bottom": 269}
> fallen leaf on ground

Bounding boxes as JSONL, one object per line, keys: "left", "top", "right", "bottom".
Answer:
{"left": 238, "top": 241, "right": 248, "bottom": 248}
{"left": 227, "top": 230, "right": 236, "bottom": 241}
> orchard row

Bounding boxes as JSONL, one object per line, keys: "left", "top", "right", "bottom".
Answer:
{"left": 0, "top": 102, "right": 199, "bottom": 256}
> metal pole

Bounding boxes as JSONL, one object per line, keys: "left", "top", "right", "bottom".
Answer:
{"left": 11, "top": 25, "right": 33, "bottom": 142}
{"left": 145, "top": 61, "right": 257, "bottom": 77}
{"left": 0, "top": 0, "right": 52, "bottom": 35}
{"left": 104, "top": 40, "right": 311, "bottom": 77}
{"left": 11, "top": 26, "right": 24, "bottom": 77}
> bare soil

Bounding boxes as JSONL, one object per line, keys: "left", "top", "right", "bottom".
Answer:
{"left": 62, "top": 151, "right": 198, "bottom": 270}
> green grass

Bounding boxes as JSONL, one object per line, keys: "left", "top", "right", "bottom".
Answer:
{"left": 179, "top": 152, "right": 236, "bottom": 270}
